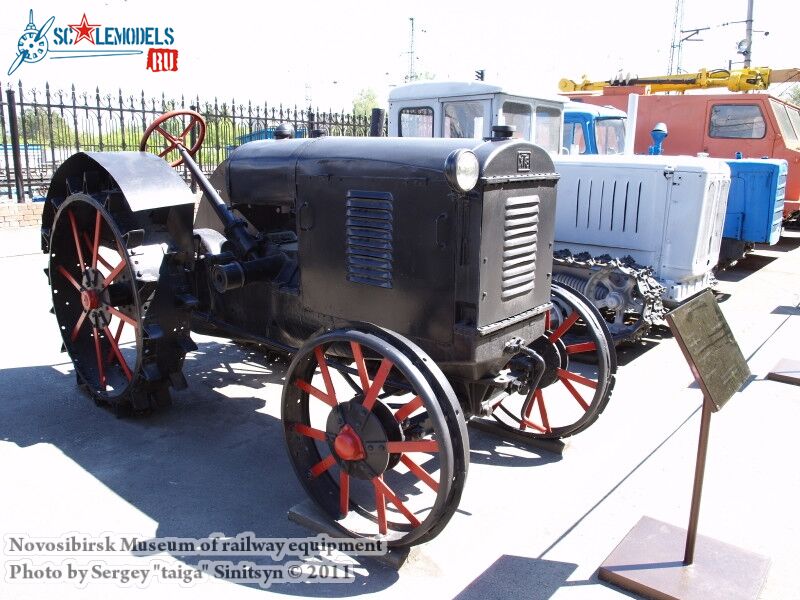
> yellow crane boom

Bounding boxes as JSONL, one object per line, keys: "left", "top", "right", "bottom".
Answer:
{"left": 559, "top": 67, "right": 800, "bottom": 94}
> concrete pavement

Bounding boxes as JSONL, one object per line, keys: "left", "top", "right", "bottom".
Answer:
{"left": 0, "top": 225, "right": 798, "bottom": 600}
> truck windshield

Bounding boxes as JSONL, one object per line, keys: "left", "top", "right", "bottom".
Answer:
{"left": 535, "top": 106, "right": 561, "bottom": 154}
{"left": 770, "top": 99, "right": 800, "bottom": 147}
{"left": 595, "top": 117, "right": 626, "bottom": 154}
{"left": 500, "top": 102, "right": 531, "bottom": 139}
{"left": 443, "top": 101, "right": 485, "bottom": 138}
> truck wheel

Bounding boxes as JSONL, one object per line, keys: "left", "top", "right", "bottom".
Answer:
{"left": 491, "top": 283, "right": 616, "bottom": 439}
{"left": 48, "top": 191, "right": 192, "bottom": 413}
{"left": 282, "top": 325, "right": 469, "bottom": 547}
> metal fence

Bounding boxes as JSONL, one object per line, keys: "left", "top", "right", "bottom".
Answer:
{"left": 0, "top": 81, "right": 376, "bottom": 201}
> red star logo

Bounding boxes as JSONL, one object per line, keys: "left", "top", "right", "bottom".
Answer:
{"left": 68, "top": 14, "right": 100, "bottom": 45}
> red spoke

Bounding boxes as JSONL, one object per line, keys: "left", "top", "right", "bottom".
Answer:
{"left": 566, "top": 341, "right": 597, "bottom": 354}
{"left": 394, "top": 395, "right": 423, "bottom": 422}
{"left": 386, "top": 440, "right": 439, "bottom": 454}
{"left": 536, "top": 389, "right": 552, "bottom": 432}
{"left": 557, "top": 368, "right": 598, "bottom": 389}
{"left": 309, "top": 455, "right": 336, "bottom": 479}
{"left": 399, "top": 454, "right": 439, "bottom": 492}
{"left": 93, "top": 327, "right": 106, "bottom": 390}
{"left": 70, "top": 311, "right": 87, "bottom": 342}
{"left": 67, "top": 210, "right": 86, "bottom": 272}
{"left": 292, "top": 423, "right": 328, "bottom": 441}
{"left": 105, "top": 319, "right": 124, "bottom": 364}
{"left": 155, "top": 125, "right": 178, "bottom": 144}
{"left": 103, "top": 260, "right": 127, "bottom": 287}
{"left": 373, "top": 476, "right": 421, "bottom": 527}
{"left": 314, "top": 346, "right": 337, "bottom": 404}
{"left": 560, "top": 376, "right": 591, "bottom": 411}
{"left": 56, "top": 265, "right": 82, "bottom": 291}
{"left": 91, "top": 209, "right": 101, "bottom": 269}
{"left": 106, "top": 306, "right": 138, "bottom": 328}
{"left": 374, "top": 477, "right": 387, "bottom": 535}
{"left": 179, "top": 121, "right": 194, "bottom": 140}
{"left": 545, "top": 309, "right": 551, "bottom": 330}
{"left": 362, "top": 358, "right": 392, "bottom": 413}
{"left": 295, "top": 379, "right": 337, "bottom": 408}
{"left": 158, "top": 143, "right": 178, "bottom": 158}
{"left": 350, "top": 341, "right": 370, "bottom": 391}
{"left": 104, "top": 326, "right": 132, "bottom": 381}
{"left": 549, "top": 311, "right": 579, "bottom": 342}
{"left": 339, "top": 471, "right": 349, "bottom": 517}
{"left": 82, "top": 232, "right": 113, "bottom": 270}
{"left": 520, "top": 417, "right": 548, "bottom": 433}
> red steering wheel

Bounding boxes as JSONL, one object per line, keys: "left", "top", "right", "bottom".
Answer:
{"left": 140, "top": 109, "right": 206, "bottom": 167}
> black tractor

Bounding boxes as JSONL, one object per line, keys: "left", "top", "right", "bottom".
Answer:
{"left": 41, "top": 110, "right": 614, "bottom": 546}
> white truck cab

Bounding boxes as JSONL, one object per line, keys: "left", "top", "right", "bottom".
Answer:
{"left": 388, "top": 81, "right": 565, "bottom": 155}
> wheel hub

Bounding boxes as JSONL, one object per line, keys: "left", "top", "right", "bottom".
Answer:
{"left": 326, "top": 399, "right": 403, "bottom": 480}
{"left": 529, "top": 334, "right": 567, "bottom": 388}
{"left": 80, "top": 289, "right": 101, "bottom": 311}
{"left": 333, "top": 425, "right": 366, "bottom": 461}
{"left": 78, "top": 267, "right": 112, "bottom": 327}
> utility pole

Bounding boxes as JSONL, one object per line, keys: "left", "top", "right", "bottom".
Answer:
{"left": 407, "top": 17, "right": 417, "bottom": 82}
{"left": 744, "top": 0, "right": 754, "bottom": 67}
{"left": 668, "top": 0, "right": 685, "bottom": 74}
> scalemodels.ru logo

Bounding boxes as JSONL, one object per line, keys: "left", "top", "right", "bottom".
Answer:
{"left": 8, "top": 10, "right": 179, "bottom": 76}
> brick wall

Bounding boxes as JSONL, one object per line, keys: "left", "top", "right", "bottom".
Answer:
{"left": 0, "top": 202, "right": 44, "bottom": 228}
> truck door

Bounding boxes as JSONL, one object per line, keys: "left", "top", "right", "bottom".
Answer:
{"left": 704, "top": 100, "right": 772, "bottom": 158}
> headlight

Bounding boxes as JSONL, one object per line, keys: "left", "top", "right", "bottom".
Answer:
{"left": 444, "top": 149, "right": 479, "bottom": 193}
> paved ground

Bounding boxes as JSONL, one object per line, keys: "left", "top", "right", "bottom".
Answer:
{"left": 0, "top": 225, "right": 798, "bottom": 600}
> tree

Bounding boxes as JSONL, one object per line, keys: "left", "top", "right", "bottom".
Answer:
{"left": 352, "top": 88, "right": 378, "bottom": 116}
{"left": 21, "top": 108, "right": 71, "bottom": 145}
{"left": 781, "top": 84, "right": 800, "bottom": 106}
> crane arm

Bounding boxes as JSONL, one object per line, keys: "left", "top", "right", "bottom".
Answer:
{"left": 559, "top": 67, "right": 800, "bottom": 94}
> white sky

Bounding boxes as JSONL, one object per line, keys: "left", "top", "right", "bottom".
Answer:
{"left": 1, "top": 0, "right": 798, "bottom": 111}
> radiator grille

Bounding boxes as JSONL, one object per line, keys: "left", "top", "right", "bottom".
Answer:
{"left": 502, "top": 195, "right": 538, "bottom": 300}
{"left": 345, "top": 194, "right": 393, "bottom": 288}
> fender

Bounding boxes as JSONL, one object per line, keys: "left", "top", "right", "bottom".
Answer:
{"left": 42, "top": 151, "right": 195, "bottom": 251}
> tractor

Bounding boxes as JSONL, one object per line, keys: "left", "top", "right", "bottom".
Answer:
{"left": 41, "top": 110, "right": 614, "bottom": 547}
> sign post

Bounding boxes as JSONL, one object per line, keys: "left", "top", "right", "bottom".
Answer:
{"left": 598, "top": 291, "right": 769, "bottom": 600}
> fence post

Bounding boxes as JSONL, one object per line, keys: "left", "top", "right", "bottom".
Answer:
{"left": 189, "top": 104, "right": 197, "bottom": 193}
{"left": 307, "top": 105, "right": 315, "bottom": 137}
{"left": 6, "top": 89, "right": 25, "bottom": 203}
{"left": 370, "top": 108, "right": 386, "bottom": 137}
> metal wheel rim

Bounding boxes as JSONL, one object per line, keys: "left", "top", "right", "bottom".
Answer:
{"left": 50, "top": 194, "right": 142, "bottom": 399}
{"left": 491, "top": 285, "right": 614, "bottom": 439}
{"left": 282, "top": 328, "right": 462, "bottom": 547}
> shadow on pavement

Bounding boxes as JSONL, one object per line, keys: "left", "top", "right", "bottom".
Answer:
{"left": 0, "top": 340, "right": 399, "bottom": 596}
{"left": 454, "top": 554, "right": 585, "bottom": 600}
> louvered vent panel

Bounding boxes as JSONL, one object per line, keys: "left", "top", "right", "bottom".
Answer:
{"left": 502, "top": 195, "right": 538, "bottom": 300}
{"left": 346, "top": 195, "right": 394, "bottom": 288}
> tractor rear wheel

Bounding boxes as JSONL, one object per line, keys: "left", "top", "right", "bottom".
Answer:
{"left": 48, "top": 189, "right": 194, "bottom": 413}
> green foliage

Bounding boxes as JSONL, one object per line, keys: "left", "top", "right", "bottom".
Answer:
{"left": 352, "top": 88, "right": 379, "bottom": 117}
{"left": 21, "top": 108, "right": 71, "bottom": 145}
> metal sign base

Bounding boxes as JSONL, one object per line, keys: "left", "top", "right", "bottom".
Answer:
{"left": 599, "top": 516, "right": 769, "bottom": 600}
{"left": 287, "top": 499, "right": 416, "bottom": 570}
{"left": 767, "top": 358, "right": 800, "bottom": 386}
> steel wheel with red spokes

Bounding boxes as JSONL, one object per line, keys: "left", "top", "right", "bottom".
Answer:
{"left": 49, "top": 193, "right": 151, "bottom": 410}
{"left": 490, "top": 283, "right": 616, "bottom": 439}
{"left": 282, "top": 325, "right": 469, "bottom": 547}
